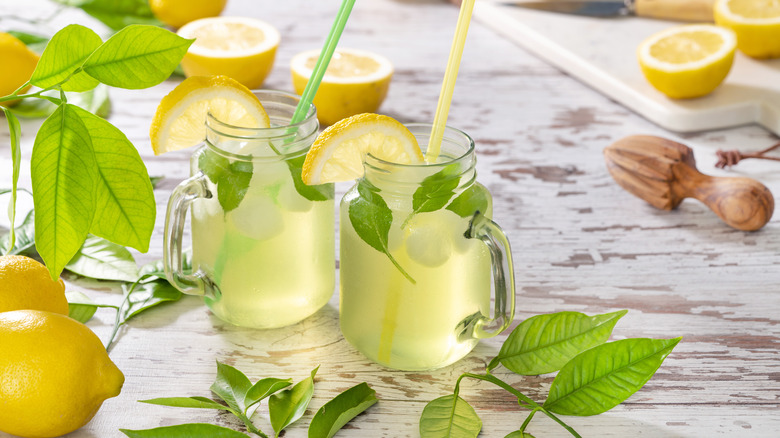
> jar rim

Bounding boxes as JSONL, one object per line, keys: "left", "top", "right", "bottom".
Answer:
{"left": 364, "top": 123, "right": 475, "bottom": 171}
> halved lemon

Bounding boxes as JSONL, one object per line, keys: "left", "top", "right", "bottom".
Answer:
{"left": 291, "top": 48, "right": 393, "bottom": 126}
{"left": 177, "top": 17, "right": 280, "bottom": 89}
{"left": 149, "top": 75, "right": 269, "bottom": 155}
{"left": 715, "top": 0, "right": 780, "bottom": 59}
{"left": 638, "top": 24, "right": 737, "bottom": 99}
{"left": 301, "top": 113, "right": 424, "bottom": 185}
{"left": 150, "top": 0, "right": 226, "bottom": 29}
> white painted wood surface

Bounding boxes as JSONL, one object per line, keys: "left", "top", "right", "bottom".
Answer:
{"left": 1, "top": 0, "right": 779, "bottom": 437}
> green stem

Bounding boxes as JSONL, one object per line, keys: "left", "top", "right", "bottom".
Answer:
{"left": 237, "top": 413, "right": 267, "bottom": 438}
{"left": 519, "top": 408, "right": 538, "bottom": 433}
{"left": 105, "top": 280, "right": 142, "bottom": 352}
{"left": 383, "top": 249, "right": 416, "bottom": 284}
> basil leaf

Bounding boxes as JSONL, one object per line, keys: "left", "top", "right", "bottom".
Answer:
{"left": 269, "top": 366, "right": 319, "bottom": 437}
{"left": 66, "top": 291, "right": 99, "bottom": 323}
{"left": 210, "top": 361, "right": 253, "bottom": 413}
{"left": 83, "top": 25, "right": 193, "bottom": 89}
{"left": 217, "top": 161, "right": 253, "bottom": 213}
{"left": 0, "top": 209, "right": 35, "bottom": 256}
{"left": 1, "top": 108, "right": 21, "bottom": 252}
{"left": 446, "top": 184, "right": 490, "bottom": 218}
{"left": 71, "top": 105, "right": 155, "bottom": 252}
{"left": 122, "top": 280, "right": 182, "bottom": 322}
{"left": 77, "top": 0, "right": 163, "bottom": 31}
{"left": 30, "top": 24, "right": 102, "bottom": 92}
{"left": 544, "top": 337, "right": 682, "bottom": 416}
{"left": 412, "top": 166, "right": 459, "bottom": 214}
{"left": 66, "top": 235, "right": 139, "bottom": 282}
{"left": 120, "top": 423, "right": 250, "bottom": 438}
{"left": 419, "top": 394, "right": 481, "bottom": 438}
{"left": 288, "top": 154, "right": 333, "bottom": 201}
{"left": 489, "top": 310, "right": 628, "bottom": 375}
{"left": 308, "top": 382, "right": 377, "bottom": 438}
{"left": 347, "top": 184, "right": 414, "bottom": 283}
{"left": 245, "top": 377, "right": 293, "bottom": 408}
{"left": 31, "top": 104, "right": 98, "bottom": 279}
{"left": 140, "top": 396, "right": 233, "bottom": 412}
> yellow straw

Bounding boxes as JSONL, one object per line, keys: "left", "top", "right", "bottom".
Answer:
{"left": 426, "top": 0, "right": 476, "bottom": 163}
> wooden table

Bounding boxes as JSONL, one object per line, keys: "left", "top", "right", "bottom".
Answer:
{"left": 2, "top": 0, "right": 779, "bottom": 436}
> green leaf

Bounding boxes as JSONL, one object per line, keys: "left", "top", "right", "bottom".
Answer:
{"left": 30, "top": 24, "right": 102, "bottom": 92}
{"left": 83, "top": 25, "right": 193, "bottom": 89}
{"left": 446, "top": 184, "right": 490, "bottom": 218}
{"left": 78, "top": 0, "right": 164, "bottom": 31}
{"left": 288, "top": 154, "right": 334, "bottom": 202}
{"left": 489, "top": 310, "right": 628, "bottom": 375}
{"left": 31, "top": 104, "right": 98, "bottom": 280}
{"left": 140, "top": 396, "right": 233, "bottom": 412}
{"left": 308, "top": 382, "right": 378, "bottom": 438}
{"left": 210, "top": 361, "right": 253, "bottom": 413}
{"left": 0, "top": 209, "right": 35, "bottom": 256}
{"left": 71, "top": 105, "right": 155, "bottom": 252}
{"left": 65, "top": 235, "right": 138, "bottom": 282}
{"left": 544, "top": 337, "right": 682, "bottom": 416}
{"left": 505, "top": 432, "right": 535, "bottom": 438}
{"left": 347, "top": 184, "right": 414, "bottom": 283}
{"left": 245, "top": 377, "right": 293, "bottom": 409}
{"left": 198, "top": 148, "right": 230, "bottom": 184}
{"left": 120, "top": 423, "right": 250, "bottom": 438}
{"left": 217, "top": 161, "right": 253, "bottom": 213}
{"left": 269, "top": 366, "right": 319, "bottom": 437}
{"left": 419, "top": 395, "right": 481, "bottom": 438}
{"left": 7, "top": 30, "right": 49, "bottom": 53}
{"left": 1, "top": 108, "right": 21, "bottom": 252}
{"left": 412, "top": 166, "right": 459, "bottom": 214}
{"left": 122, "top": 279, "right": 182, "bottom": 322}
{"left": 66, "top": 291, "right": 98, "bottom": 323}
{"left": 69, "top": 84, "right": 112, "bottom": 118}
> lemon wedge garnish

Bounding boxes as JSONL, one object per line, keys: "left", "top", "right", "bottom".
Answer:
{"left": 715, "top": 0, "right": 780, "bottom": 59}
{"left": 177, "top": 17, "right": 280, "bottom": 89}
{"left": 149, "top": 75, "right": 269, "bottom": 155}
{"left": 291, "top": 48, "right": 393, "bottom": 126}
{"left": 301, "top": 113, "right": 424, "bottom": 185}
{"left": 637, "top": 24, "right": 737, "bottom": 99}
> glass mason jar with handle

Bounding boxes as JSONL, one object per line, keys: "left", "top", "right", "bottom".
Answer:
{"left": 339, "top": 124, "right": 515, "bottom": 371}
{"left": 164, "top": 90, "right": 335, "bottom": 329}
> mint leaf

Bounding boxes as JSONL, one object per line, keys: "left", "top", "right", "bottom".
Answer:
{"left": 83, "top": 25, "right": 193, "bottom": 89}
{"left": 77, "top": 0, "right": 163, "bottom": 31}
{"left": 71, "top": 105, "right": 155, "bottom": 252}
{"left": 288, "top": 154, "right": 333, "bottom": 201}
{"left": 489, "top": 310, "right": 628, "bottom": 375}
{"left": 347, "top": 184, "right": 414, "bottom": 283}
{"left": 1, "top": 108, "right": 21, "bottom": 252}
{"left": 419, "top": 395, "right": 481, "bottom": 438}
{"left": 412, "top": 165, "right": 459, "bottom": 214}
{"left": 0, "top": 209, "right": 35, "bottom": 256}
{"left": 121, "top": 424, "right": 250, "bottom": 438}
{"left": 308, "top": 382, "right": 377, "bottom": 438}
{"left": 269, "top": 366, "right": 319, "bottom": 437}
{"left": 30, "top": 24, "right": 102, "bottom": 92}
{"left": 446, "top": 183, "right": 490, "bottom": 218}
{"left": 198, "top": 149, "right": 230, "bottom": 184}
{"left": 65, "top": 235, "right": 138, "bottom": 282}
{"left": 31, "top": 104, "right": 98, "bottom": 279}
{"left": 217, "top": 161, "right": 253, "bottom": 213}
{"left": 544, "top": 337, "right": 682, "bottom": 416}
{"left": 210, "top": 361, "right": 253, "bottom": 413}
{"left": 140, "top": 397, "right": 233, "bottom": 412}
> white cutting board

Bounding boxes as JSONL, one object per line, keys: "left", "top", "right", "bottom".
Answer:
{"left": 474, "top": 2, "right": 780, "bottom": 135}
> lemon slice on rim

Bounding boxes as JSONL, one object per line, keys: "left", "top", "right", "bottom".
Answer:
{"left": 302, "top": 113, "right": 424, "bottom": 185}
{"left": 715, "top": 0, "right": 780, "bottom": 59}
{"left": 177, "top": 17, "right": 280, "bottom": 89}
{"left": 150, "top": 75, "right": 269, "bottom": 155}
{"left": 291, "top": 48, "right": 393, "bottom": 126}
{"left": 637, "top": 24, "right": 737, "bottom": 99}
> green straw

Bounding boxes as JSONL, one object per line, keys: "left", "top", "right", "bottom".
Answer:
{"left": 289, "top": 0, "right": 357, "bottom": 126}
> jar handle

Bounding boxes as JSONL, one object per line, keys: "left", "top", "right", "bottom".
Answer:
{"left": 163, "top": 172, "right": 210, "bottom": 297}
{"left": 465, "top": 211, "right": 516, "bottom": 339}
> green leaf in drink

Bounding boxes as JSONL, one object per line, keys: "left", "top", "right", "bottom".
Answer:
{"left": 1, "top": 108, "right": 21, "bottom": 252}
{"left": 419, "top": 394, "right": 482, "bottom": 438}
{"left": 308, "top": 382, "right": 378, "bottom": 438}
{"left": 140, "top": 396, "right": 234, "bottom": 412}
{"left": 412, "top": 165, "right": 459, "bottom": 215}
{"left": 446, "top": 183, "right": 490, "bottom": 218}
{"left": 65, "top": 235, "right": 139, "bottom": 282}
{"left": 217, "top": 161, "right": 253, "bottom": 213}
{"left": 71, "top": 105, "right": 155, "bottom": 252}
{"left": 544, "top": 337, "right": 682, "bottom": 416}
{"left": 31, "top": 103, "right": 98, "bottom": 280}
{"left": 269, "top": 366, "right": 319, "bottom": 437}
{"left": 210, "top": 361, "right": 254, "bottom": 413}
{"left": 198, "top": 149, "right": 230, "bottom": 184}
{"left": 288, "top": 154, "right": 334, "bottom": 202}
{"left": 30, "top": 24, "right": 102, "bottom": 92}
{"left": 488, "top": 310, "right": 628, "bottom": 375}
{"left": 83, "top": 25, "right": 193, "bottom": 89}
{"left": 120, "top": 423, "right": 250, "bottom": 438}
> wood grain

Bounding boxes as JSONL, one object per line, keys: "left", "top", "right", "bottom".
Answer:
{"left": 1, "top": 0, "right": 780, "bottom": 437}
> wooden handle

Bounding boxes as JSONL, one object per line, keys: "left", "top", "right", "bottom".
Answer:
{"left": 675, "top": 167, "right": 775, "bottom": 231}
{"left": 635, "top": 0, "right": 715, "bottom": 22}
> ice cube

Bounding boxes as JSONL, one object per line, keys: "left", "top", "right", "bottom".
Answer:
{"left": 404, "top": 212, "right": 453, "bottom": 267}
{"left": 277, "top": 179, "right": 313, "bottom": 212}
{"left": 228, "top": 194, "right": 284, "bottom": 241}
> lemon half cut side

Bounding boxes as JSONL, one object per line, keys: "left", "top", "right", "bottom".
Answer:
{"left": 715, "top": 0, "right": 780, "bottom": 58}
{"left": 637, "top": 24, "right": 737, "bottom": 99}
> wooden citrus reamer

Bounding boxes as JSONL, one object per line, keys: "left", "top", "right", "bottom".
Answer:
{"left": 604, "top": 135, "right": 774, "bottom": 231}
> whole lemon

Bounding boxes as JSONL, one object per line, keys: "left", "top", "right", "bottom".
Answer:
{"left": 0, "top": 32, "right": 39, "bottom": 107}
{"left": 0, "top": 255, "right": 68, "bottom": 314}
{"left": 0, "top": 310, "right": 125, "bottom": 438}
{"left": 150, "top": 0, "right": 228, "bottom": 29}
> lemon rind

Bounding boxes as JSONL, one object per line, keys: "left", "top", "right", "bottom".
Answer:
{"left": 177, "top": 16, "right": 281, "bottom": 59}
{"left": 638, "top": 24, "right": 737, "bottom": 73}
{"left": 291, "top": 48, "right": 394, "bottom": 84}
{"left": 715, "top": 0, "right": 780, "bottom": 25}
